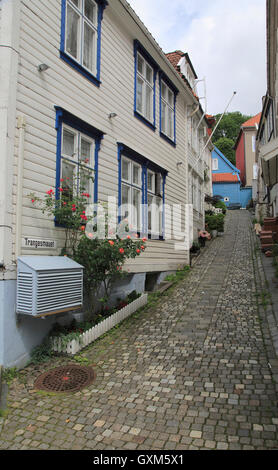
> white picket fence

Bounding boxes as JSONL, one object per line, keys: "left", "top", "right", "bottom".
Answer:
{"left": 51, "top": 293, "right": 148, "bottom": 356}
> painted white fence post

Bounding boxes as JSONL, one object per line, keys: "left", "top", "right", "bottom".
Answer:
{"left": 50, "top": 294, "right": 148, "bottom": 356}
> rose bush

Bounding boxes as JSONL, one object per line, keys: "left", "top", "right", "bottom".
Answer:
{"left": 29, "top": 178, "right": 92, "bottom": 255}
{"left": 73, "top": 233, "right": 147, "bottom": 313}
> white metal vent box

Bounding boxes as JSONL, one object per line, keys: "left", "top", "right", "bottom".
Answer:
{"left": 16, "top": 256, "right": 84, "bottom": 317}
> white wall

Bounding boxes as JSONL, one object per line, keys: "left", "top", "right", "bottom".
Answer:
{"left": 11, "top": 0, "right": 194, "bottom": 272}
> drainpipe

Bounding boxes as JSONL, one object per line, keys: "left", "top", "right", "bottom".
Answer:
{"left": 15, "top": 116, "right": 26, "bottom": 259}
{"left": 0, "top": 0, "right": 21, "bottom": 271}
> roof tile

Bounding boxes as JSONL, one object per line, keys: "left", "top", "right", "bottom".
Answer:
{"left": 212, "top": 173, "right": 239, "bottom": 183}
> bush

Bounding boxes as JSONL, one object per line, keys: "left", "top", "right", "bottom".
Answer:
{"left": 214, "top": 201, "right": 227, "bottom": 215}
{"left": 73, "top": 233, "right": 146, "bottom": 312}
{"left": 205, "top": 213, "right": 225, "bottom": 233}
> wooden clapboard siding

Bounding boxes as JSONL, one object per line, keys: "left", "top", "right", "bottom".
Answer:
{"left": 12, "top": 0, "right": 192, "bottom": 267}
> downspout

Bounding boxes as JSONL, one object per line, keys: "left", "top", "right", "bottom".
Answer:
{"left": 15, "top": 116, "right": 26, "bottom": 259}
{"left": 0, "top": 0, "right": 21, "bottom": 271}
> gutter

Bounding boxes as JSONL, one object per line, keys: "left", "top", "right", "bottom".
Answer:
{"left": 15, "top": 116, "right": 26, "bottom": 259}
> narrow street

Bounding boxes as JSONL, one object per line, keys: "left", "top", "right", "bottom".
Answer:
{"left": 0, "top": 210, "right": 278, "bottom": 450}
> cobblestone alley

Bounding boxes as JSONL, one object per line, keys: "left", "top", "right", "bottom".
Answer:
{"left": 0, "top": 210, "right": 278, "bottom": 451}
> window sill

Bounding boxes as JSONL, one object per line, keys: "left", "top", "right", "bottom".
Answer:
{"left": 148, "top": 233, "right": 165, "bottom": 241}
{"left": 60, "top": 51, "right": 101, "bottom": 88}
{"left": 160, "top": 132, "right": 176, "bottom": 147}
{"left": 134, "top": 111, "right": 156, "bottom": 132}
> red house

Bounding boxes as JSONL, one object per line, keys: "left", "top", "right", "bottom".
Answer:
{"left": 235, "top": 113, "right": 261, "bottom": 187}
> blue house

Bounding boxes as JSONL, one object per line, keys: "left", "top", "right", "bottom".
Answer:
{"left": 212, "top": 147, "right": 252, "bottom": 208}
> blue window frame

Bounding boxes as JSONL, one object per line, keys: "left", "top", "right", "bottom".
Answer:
{"left": 159, "top": 71, "right": 178, "bottom": 146}
{"left": 55, "top": 107, "right": 104, "bottom": 211}
{"left": 118, "top": 143, "right": 167, "bottom": 240}
{"left": 60, "top": 0, "right": 108, "bottom": 87}
{"left": 134, "top": 40, "right": 159, "bottom": 131}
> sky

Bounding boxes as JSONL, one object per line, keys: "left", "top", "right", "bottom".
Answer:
{"left": 127, "top": 0, "right": 267, "bottom": 117}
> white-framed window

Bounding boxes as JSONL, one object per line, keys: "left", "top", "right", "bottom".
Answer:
{"left": 61, "top": 124, "right": 95, "bottom": 201}
{"left": 147, "top": 169, "right": 163, "bottom": 237}
{"left": 161, "top": 80, "right": 175, "bottom": 140}
{"left": 136, "top": 52, "right": 154, "bottom": 123}
{"left": 65, "top": 0, "right": 98, "bottom": 75}
{"left": 121, "top": 157, "right": 143, "bottom": 233}
{"left": 212, "top": 158, "right": 218, "bottom": 171}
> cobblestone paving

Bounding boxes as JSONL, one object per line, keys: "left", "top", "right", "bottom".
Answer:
{"left": 1, "top": 210, "right": 278, "bottom": 450}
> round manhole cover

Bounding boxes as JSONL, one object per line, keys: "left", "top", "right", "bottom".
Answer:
{"left": 34, "top": 364, "right": 95, "bottom": 393}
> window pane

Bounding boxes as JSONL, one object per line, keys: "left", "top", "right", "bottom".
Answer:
{"left": 136, "top": 77, "right": 143, "bottom": 114}
{"left": 61, "top": 159, "right": 75, "bottom": 199}
{"left": 121, "top": 184, "right": 130, "bottom": 220}
{"left": 80, "top": 137, "right": 92, "bottom": 166}
{"left": 145, "top": 84, "right": 153, "bottom": 121}
{"left": 158, "top": 197, "right": 163, "bottom": 234}
{"left": 70, "top": 0, "right": 80, "bottom": 8}
{"left": 155, "top": 173, "right": 162, "bottom": 196}
{"left": 146, "top": 64, "right": 153, "bottom": 84}
{"left": 137, "top": 54, "right": 144, "bottom": 75}
{"left": 161, "top": 102, "right": 166, "bottom": 134}
{"left": 168, "top": 89, "right": 174, "bottom": 107}
{"left": 66, "top": 4, "right": 80, "bottom": 60}
{"left": 122, "top": 159, "right": 130, "bottom": 182}
{"left": 161, "top": 82, "right": 167, "bottom": 100}
{"left": 148, "top": 194, "right": 154, "bottom": 231}
{"left": 83, "top": 22, "right": 95, "bottom": 72}
{"left": 62, "top": 128, "right": 76, "bottom": 158}
{"left": 84, "top": 0, "right": 97, "bottom": 25}
{"left": 80, "top": 168, "right": 92, "bottom": 197}
{"left": 168, "top": 108, "right": 174, "bottom": 139}
{"left": 132, "top": 188, "right": 141, "bottom": 230}
{"left": 147, "top": 172, "right": 154, "bottom": 192}
{"left": 133, "top": 164, "right": 141, "bottom": 186}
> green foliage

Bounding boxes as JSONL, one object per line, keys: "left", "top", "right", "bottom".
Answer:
{"left": 214, "top": 201, "right": 227, "bottom": 215}
{"left": 30, "top": 338, "right": 54, "bottom": 364}
{"left": 73, "top": 233, "right": 146, "bottom": 311}
{"left": 165, "top": 266, "right": 190, "bottom": 283}
{"left": 212, "top": 111, "right": 252, "bottom": 143}
{"left": 212, "top": 111, "right": 251, "bottom": 165}
{"left": 205, "top": 213, "right": 225, "bottom": 232}
{"left": 213, "top": 137, "right": 236, "bottom": 166}
{"left": 29, "top": 173, "right": 93, "bottom": 255}
{"left": 73, "top": 355, "right": 90, "bottom": 365}
{"left": 190, "top": 241, "right": 201, "bottom": 253}
{"left": 2, "top": 367, "right": 18, "bottom": 384}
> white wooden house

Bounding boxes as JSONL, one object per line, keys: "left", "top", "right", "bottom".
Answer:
{"left": 0, "top": 0, "right": 212, "bottom": 367}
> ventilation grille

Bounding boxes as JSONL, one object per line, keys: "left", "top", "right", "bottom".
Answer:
{"left": 16, "top": 256, "right": 84, "bottom": 317}
{"left": 36, "top": 270, "right": 83, "bottom": 314}
{"left": 17, "top": 272, "right": 33, "bottom": 314}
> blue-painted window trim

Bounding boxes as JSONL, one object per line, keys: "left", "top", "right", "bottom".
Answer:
{"left": 55, "top": 106, "right": 104, "bottom": 226}
{"left": 60, "top": 0, "right": 108, "bottom": 87}
{"left": 134, "top": 39, "right": 159, "bottom": 131}
{"left": 159, "top": 70, "right": 179, "bottom": 147}
{"left": 117, "top": 142, "right": 167, "bottom": 240}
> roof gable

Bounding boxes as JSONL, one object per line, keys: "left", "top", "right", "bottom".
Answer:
{"left": 213, "top": 146, "right": 240, "bottom": 173}
{"left": 242, "top": 112, "right": 261, "bottom": 128}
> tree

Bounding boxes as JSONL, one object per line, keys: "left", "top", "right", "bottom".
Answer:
{"left": 212, "top": 111, "right": 251, "bottom": 143}
{"left": 212, "top": 111, "right": 251, "bottom": 165}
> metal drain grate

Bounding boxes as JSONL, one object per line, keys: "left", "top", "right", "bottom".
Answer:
{"left": 34, "top": 364, "right": 95, "bottom": 393}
